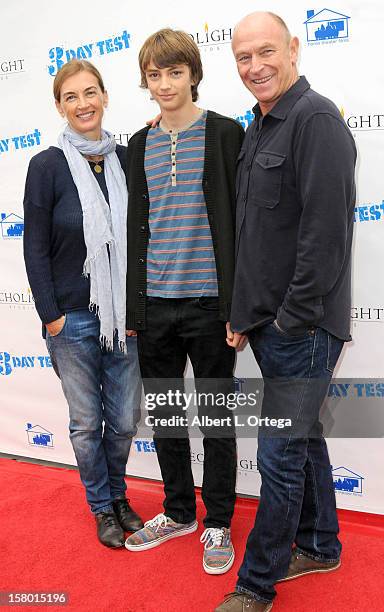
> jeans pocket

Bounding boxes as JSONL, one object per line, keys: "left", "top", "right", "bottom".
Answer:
{"left": 197, "top": 297, "right": 219, "bottom": 311}
{"left": 45, "top": 338, "right": 61, "bottom": 378}
{"left": 326, "top": 332, "right": 344, "bottom": 373}
{"left": 271, "top": 320, "right": 313, "bottom": 340}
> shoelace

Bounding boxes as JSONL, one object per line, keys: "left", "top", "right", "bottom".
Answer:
{"left": 223, "top": 592, "right": 253, "bottom": 605}
{"left": 102, "top": 514, "right": 117, "bottom": 528}
{"left": 144, "top": 513, "right": 169, "bottom": 532}
{"left": 115, "top": 499, "right": 129, "bottom": 514}
{"left": 200, "top": 527, "right": 225, "bottom": 549}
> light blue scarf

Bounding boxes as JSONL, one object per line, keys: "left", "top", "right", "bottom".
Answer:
{"left": 58, "top": 125, "right": 127, "bottom": 351}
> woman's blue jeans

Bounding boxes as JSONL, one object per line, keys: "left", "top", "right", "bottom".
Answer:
{"left": 46, "top": 309, "right": 142, "bottom": 514}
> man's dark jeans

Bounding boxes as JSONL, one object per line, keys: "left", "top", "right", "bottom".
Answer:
{"left": 236, "top": 323, "right": 344, "bottom": 603}
{"left": 137, "top": 297, "right": 237, "bottom": 528}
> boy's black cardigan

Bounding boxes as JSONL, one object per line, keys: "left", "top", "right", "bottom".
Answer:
{"left": 125, "top": 110, "right": 245, "bottom": 330}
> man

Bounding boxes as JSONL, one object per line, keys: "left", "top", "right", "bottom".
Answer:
{"left": 216, "top": 11, "right": 356, "bottom": 612}
{"left": 124, "top": 28, "right": 245, "bottom": 574}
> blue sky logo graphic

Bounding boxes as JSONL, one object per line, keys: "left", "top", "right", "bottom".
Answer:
{"left": 48, "top": 30, "right": 130, "bottom": 76}
{"left": 235, "top": 109, "right": 254, "bottom": 130}
{"left": 26, "top": 423, "right": 54, "bottom": 448}
{"left": 0, "top": 213, "right": 24, "bottom": 239}
{"left": 304, "top": 9, "right": 350, "bottom": 43}
{"left": 332, "top": 466, "right": 364, "bottom": 494}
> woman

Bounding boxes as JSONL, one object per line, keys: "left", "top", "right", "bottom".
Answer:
{"left": 23, "top": 59, "right": 143, "bottom": 548}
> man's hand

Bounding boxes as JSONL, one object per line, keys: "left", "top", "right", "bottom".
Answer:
{"left": 126, "top": 329, "right": 137, "bottom": 337}
{"left": 226, "top": 322, "right": 248, "bottom": 350}
{"left": 46, "top": 315, "right": 66, "bottom": 337}
{"left": 146, "top": 113, "right": 162, "bottom": 128}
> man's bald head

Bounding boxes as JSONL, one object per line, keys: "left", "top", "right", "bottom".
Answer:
{"left": 231, "top": 11, "right": 299, "bottom": 115}
{"left": 233, "top": 11, "right": 292, "bottom": 47}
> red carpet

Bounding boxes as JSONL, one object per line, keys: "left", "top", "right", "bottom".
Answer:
{"left": 0, "top": 457, "right": 383, "bottom": 612}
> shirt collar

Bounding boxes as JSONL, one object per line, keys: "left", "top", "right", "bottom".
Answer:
{"left": 252, "top": 75, "right": 310, "bottom": 121}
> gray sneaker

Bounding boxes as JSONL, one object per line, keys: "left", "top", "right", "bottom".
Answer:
{"left": 200, "top": 527, "right": 235, "bottom": 574}
{"left": 125, "top": 512, "right": 198, "bottom": 551}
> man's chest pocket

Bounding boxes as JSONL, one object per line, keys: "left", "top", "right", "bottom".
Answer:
{"left": 249, "top": 151, "right": 286, "bottom": 209}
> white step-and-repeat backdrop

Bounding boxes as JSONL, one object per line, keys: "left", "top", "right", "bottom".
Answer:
{"left": 1, "top": 1, "right": 383, "bottom": 514}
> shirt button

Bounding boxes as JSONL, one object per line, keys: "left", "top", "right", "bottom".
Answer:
{"left": 137, "top": 320, "right": 143, "bottom": 325}
{"left": 140, "top": 225, "right": 146, "bottom": 231}
{"left": 142, "top": 194, "right": 148, "bottom": 200}
{"left": 243, "top": 195, "right": 247, "bottom": 202}
{"left": 138, "top": 257, "right": 144, "bottom": 264}
{"left": 138, "top": 291, "right": 144, "bottom": 297}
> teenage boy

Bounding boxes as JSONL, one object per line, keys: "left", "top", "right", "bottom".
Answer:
{"left": 124, "top": 29, "right": 245, "bottom": 575}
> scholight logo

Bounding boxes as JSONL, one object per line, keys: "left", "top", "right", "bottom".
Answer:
{"left": 48, "top": 30, "right": 131, "bottom": 76}
{"left": 189, "top": 22, "right": 232, "bottom": 51}
{"left": 0, "top": 287, "right": 35, "bottom": 308}
{"left": 351, "top": 307, "right": 384, "bottom": 322}
{"left": 0, "top": 59, "right": 25, "bottom": 80}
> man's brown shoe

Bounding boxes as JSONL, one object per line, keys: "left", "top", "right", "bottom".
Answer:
{"left": 215, "top": 592, "right": 273, "bottom": 611}
{"left": 278, "top": 550, "right": 341, "bottom": 582}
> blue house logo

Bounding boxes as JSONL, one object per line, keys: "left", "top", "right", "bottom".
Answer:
{"left": 26, "top": 423, "right": 54, "bottom": 447}
{"left": 0, "top": 213, "right": 24, "bottom": 239}
{"left": 332, "top": 466, "right": 364, "bottom": 494}
{"left": 304, "top": 9, "right": 351, "bottom": 43}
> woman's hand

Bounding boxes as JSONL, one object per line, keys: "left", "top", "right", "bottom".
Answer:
{"left": 46, "top": 315, "right": 66, "bottom": 337}
{"left": 146, "top": 113, "right": 162, "bottom": 128}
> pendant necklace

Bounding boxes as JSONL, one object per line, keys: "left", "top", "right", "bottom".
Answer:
{"left": 85, "top": 155, "right": 103, "bottom": 173}
{"left": 93, "top": 162, "right": 103, "bottom": 174}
